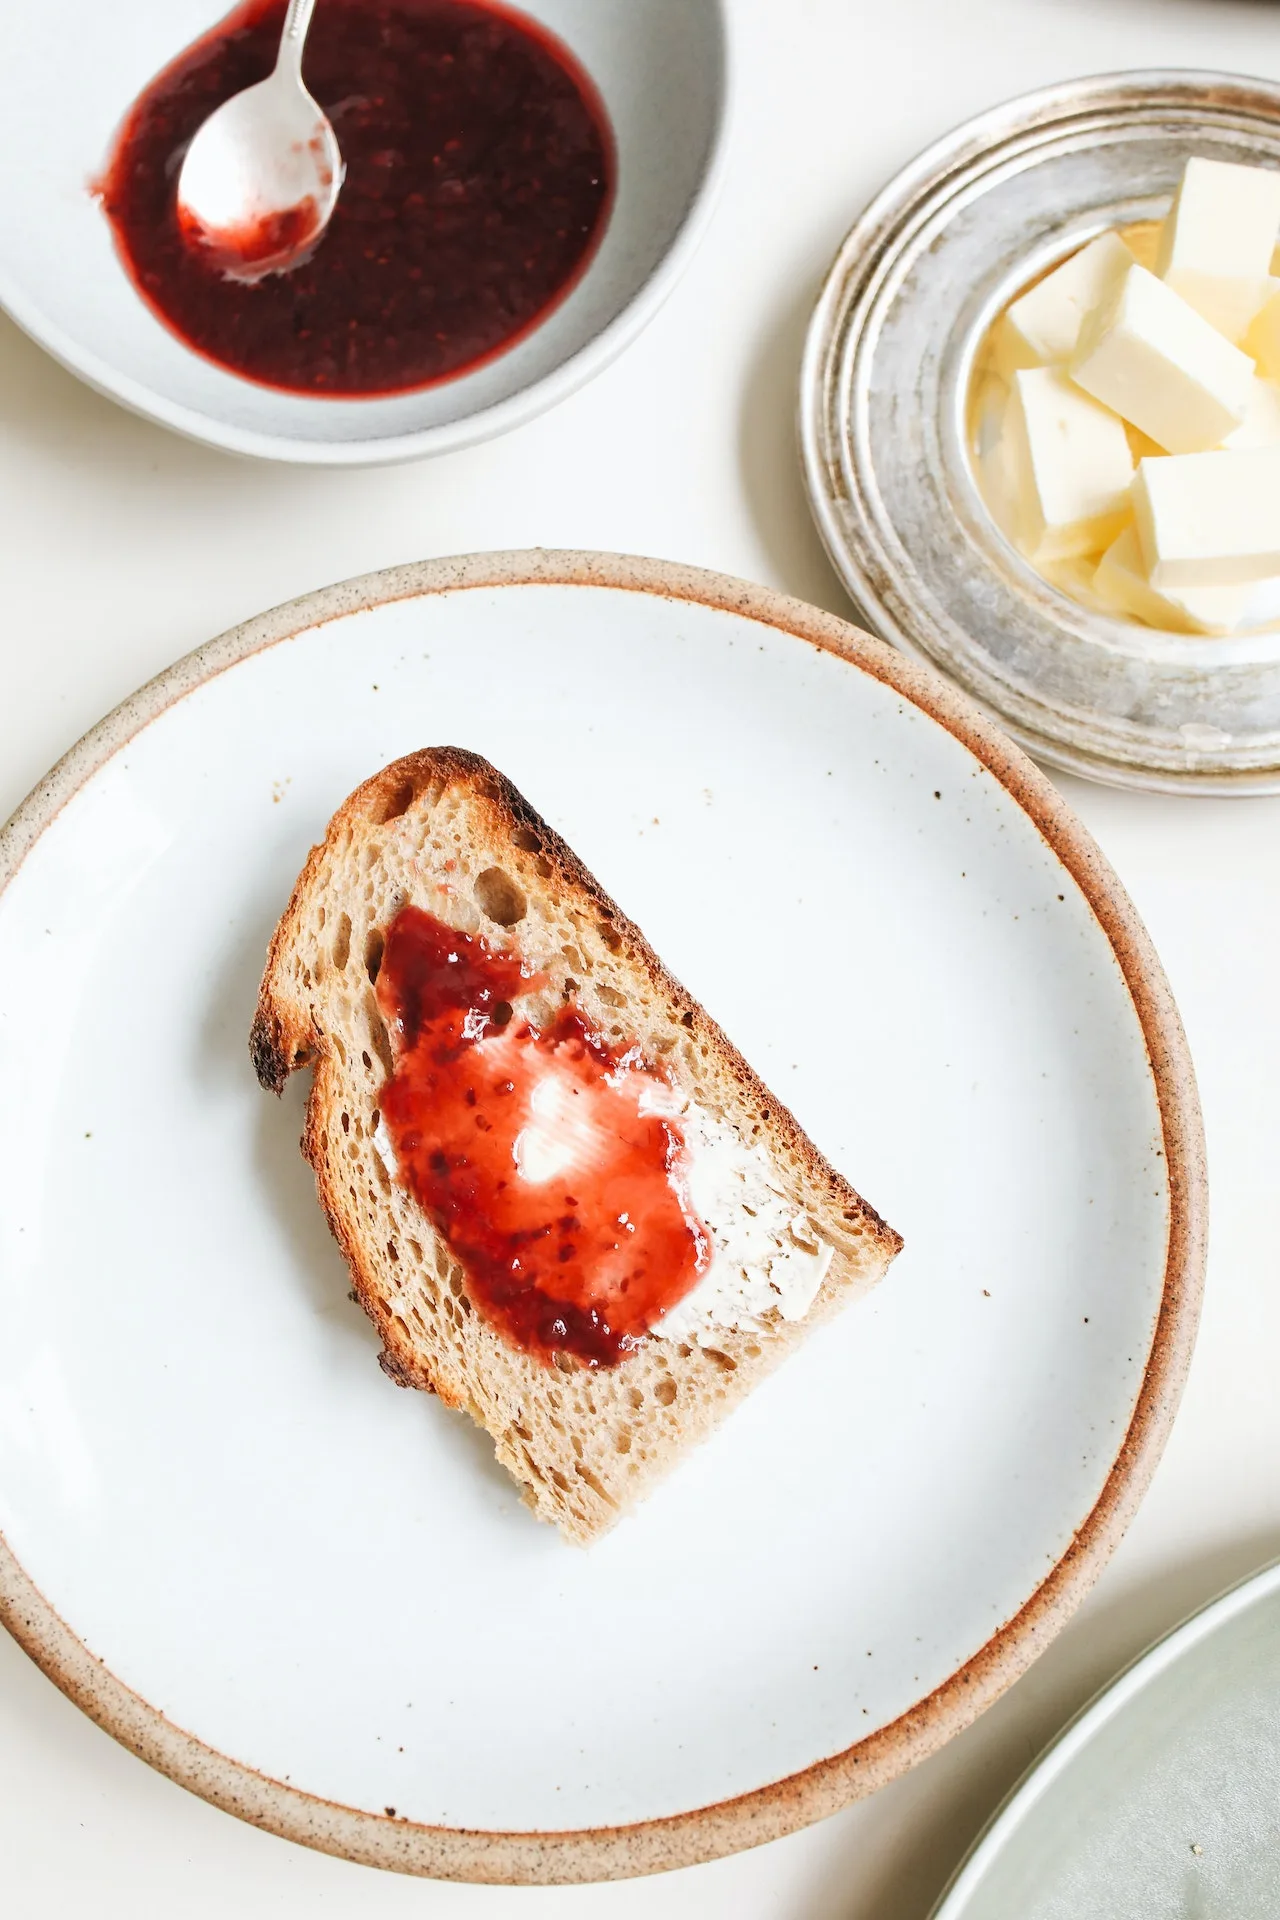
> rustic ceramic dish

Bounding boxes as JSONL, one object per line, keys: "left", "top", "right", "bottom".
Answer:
{"left": 801, "top": 70, "right": 1280, "bottom": 793}
{"left": 933, "top": 1559, "right": 1280, "bottom": 1918}
{"left": 0, "top": 553, "right": 1204, "bottom": 1880}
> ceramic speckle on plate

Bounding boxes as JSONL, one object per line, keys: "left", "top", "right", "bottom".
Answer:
{"left": 0, "top": 553, "right": 1205, "bottom": 1880}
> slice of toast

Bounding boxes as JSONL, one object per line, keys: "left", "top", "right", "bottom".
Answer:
{"left": 251, "top": 749, "right": 901, "bottom": 1544}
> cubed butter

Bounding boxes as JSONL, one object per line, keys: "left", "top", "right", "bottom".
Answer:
{"left": 1071, "top": 263, "right": 1253, "bottom": 453}
{"left": 1134, "top": 446, "right": 1280, "bottom": 586}
{"left": 993, "top": 231, "right": 1135, "bottom": 377}
{"left": 1223, "top": 376, "right": 1280, "bottom": 449}
{"left": 1247, "top": 285, "right": 1280, "bottom": 380}
{"left": 1157, "top": 158, "right": 1280, "bottom": 342}
{"left": 1093, "top": 526, "right": 1252, "bottom": 633}
{"left": 1005, "top": 366, "right": 1134, "bottom": 563}
{"left": 1165, "top": 272, "right": 1279, "bottom": 346}
{"left": 1157, "top": 157, "right": 1280, "bottom": 280}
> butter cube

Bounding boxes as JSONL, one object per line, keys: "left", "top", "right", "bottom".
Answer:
{"left": 1006, "top": 367, "right": 1134, "bottom": 564}
{"left": 1134, "top": 447, "right": 1280, "bottom": 587}
{"left": 1094, "top": 526, "right": 1252, "bottom": 633}
{"left": 1158, "top": 158, "right": 1280, "bottom": 281}
{"left": 994, "top": 232, "right": 1135, "bottom": 377}
{"left": 1071, "top": 264, "right": 1253, "bottom": 452}
{"left": 1223, "top": 376, "right": 1280, "bottom": 449}
{"left": 1247, "top": 285, "right": 1280, "bottom": 380}
{"left": 1157, "top": 158, "right": 1280, "bottom": 342}
{"left": 1168, "top": 273, "right": 1279, "bottom": 346}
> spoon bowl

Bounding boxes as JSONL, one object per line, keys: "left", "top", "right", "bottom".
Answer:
{"left": 176, "top": 0, "right": 342, "bottom": 280}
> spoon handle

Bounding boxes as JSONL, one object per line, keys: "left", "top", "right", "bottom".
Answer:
{"left": 276, "top": 0, "right": 318, "bottom": 76}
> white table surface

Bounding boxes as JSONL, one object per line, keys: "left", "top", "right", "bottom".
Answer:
{"left": 3, "top": 0, "right": 1279, "bottom": 1911}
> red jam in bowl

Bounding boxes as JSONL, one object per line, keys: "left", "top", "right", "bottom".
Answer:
{"left": 374, "top": 907, "right": 708, "bottom": 1368}
{"left": 96, "top": 0, "right": 614, "bottom": 396}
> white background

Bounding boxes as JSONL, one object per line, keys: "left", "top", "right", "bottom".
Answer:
{"left": 1, "top": 0, "right": 1278, "bottom": 1912}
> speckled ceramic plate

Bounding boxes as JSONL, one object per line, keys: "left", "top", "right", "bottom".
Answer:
{"left": 932, "top": 1559, "right": 1280, "bottom": 1918}
{"left": 0, "top": 553, "right": 1204, "bottom": 1882}
{"left": 800, "top": 70, "right": 1280, "bottom": 794}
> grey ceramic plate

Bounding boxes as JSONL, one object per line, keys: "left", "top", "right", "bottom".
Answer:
{"left": 800, "top": 70, "right": 1280, "bottom": 794}
{"left": 932, "top": 1559, "right": 1280, "bottom": 1918}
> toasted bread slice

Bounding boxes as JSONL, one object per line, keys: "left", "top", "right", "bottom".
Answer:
{"left": 251, "top": 749, "right": 900, "bottom": 1543}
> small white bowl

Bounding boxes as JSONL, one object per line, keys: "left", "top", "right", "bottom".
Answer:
{"left": 0, "top": 0, "right": 729, "bottom": 465}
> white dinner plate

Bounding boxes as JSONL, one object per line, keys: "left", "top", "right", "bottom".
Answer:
{"left": 932, "top": 1559, "right": 1280, "bottom": 1918}
{"left": 0, "top": 553, "right": 1204, "bottom": 1882}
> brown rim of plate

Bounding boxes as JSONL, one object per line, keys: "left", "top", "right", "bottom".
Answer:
{"left": 0, "top": 549, "right": 1207, "bottom": 1884}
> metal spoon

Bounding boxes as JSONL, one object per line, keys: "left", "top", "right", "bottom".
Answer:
{"left": 176, "top": 0, "right": 343, "bottom": 281}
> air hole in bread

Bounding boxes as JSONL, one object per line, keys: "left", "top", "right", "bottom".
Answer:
{"left": 371, "top": 775, "right": 417, "bottom": 824}
{"left": 600, "top": 925, "right": 622, "bottom": 953}
{"left": 474, "top": 867, "right": 527, "bottom": 926}
{"left": 681, "top": 1010, "right": 695, "bottom": 1029}
{"left": 562, "top": 944, "right": 585, "bottom": 972}
{"left": 615, "top": 1430, "right": 632, "bottom": 1454}
{"left": 490, "top": 1000, "right": 513, "bottom": 1030}
{"left": 597, "top": 984, "right": 626, "bottom": 1008}
{"left": 331, "top": 913, "right": 352, "bottom": 971}
{"left": 512, "top": 826, "right": 540, "bottom": 852}
{"left": 575, "top": 1465, "right": 615, "bottom": 1504}
{"left": 365, "top": 927, "right": 384, "bottom": 984}
{"left": 386, "top": 1240, "right": 398, "bottom": 1263}
{"left": 341, "top": 1112, "right": 350, "bottom": 1134}
{"left": 654, "top": 1378, "right": 677, "bottom": 1406}
{"left": 368, "top": 1017, "right": 394, "bottom": 1081}
{"left": 705, "top": 1350, "right": 736, "bottom": 1373}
